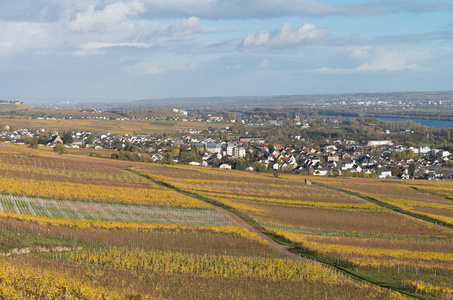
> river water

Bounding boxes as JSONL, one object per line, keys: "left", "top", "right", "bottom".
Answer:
{"left": 376, "top": 117, "right": 453, "bottom": 128}
{"left": 324, "top": 115, "right": 453, "bottom": 128}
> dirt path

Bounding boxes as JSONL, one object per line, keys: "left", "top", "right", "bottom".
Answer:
{"left": 209, "top": 201, "right": 307, "bottom": 261}
{"left": 133, "top": 172, "right": 339, "bottom": 264}
{"left": 126, "top": 168, "right": 313, "bottom": 261}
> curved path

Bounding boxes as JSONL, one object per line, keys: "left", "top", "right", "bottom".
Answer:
{"left": 206, "top": 199, "right": 306, "bottom": 261}
{"left": 126, "top": 168, "right": 323, "bottom": 263}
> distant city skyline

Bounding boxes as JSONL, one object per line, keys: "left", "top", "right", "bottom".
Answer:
{"left": 1, "top": 0, "right": 453, "bottom": 102}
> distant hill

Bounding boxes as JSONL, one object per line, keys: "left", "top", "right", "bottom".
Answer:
{"left": 98, "top": 90, "right": 453, "bottom": 110}
{"left": 20, "top": 90, "right": 453, "bottom": 111}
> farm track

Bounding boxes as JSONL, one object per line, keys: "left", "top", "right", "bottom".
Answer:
{"left": 127, "top": 169, "right": 418, "bottom": 299}
{"left": 203, "top": 198, "right": 305, "bottom": 261}
{"left": 126, "top": 168, "right": 303, "bottom": 261}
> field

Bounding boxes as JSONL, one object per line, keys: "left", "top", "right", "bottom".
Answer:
{"left": 133, "top": 164, "right": 453, "bottom": 299}
{"left": 0, "top": 143, "right": 411, "bottom": 299}
{"left": 0, "top": 116, "right": 227, "bottom": 135}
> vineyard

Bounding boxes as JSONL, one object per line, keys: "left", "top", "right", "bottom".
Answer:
{"left": 0, "top": 144, "right": 452, "bottom": 298}
{"left": 0, "top": 143, "right": 409, "bottom": 299}
{"left": 134, "top": 163, "right": 453, "bottom": 299}
{"left": 314, "top": 177, "right": 453, "bottom": 227}
{"left": 0, "top": 194, "right": 231, "bottom": 226}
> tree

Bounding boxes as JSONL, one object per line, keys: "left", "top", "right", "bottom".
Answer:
{"left": 178, "top": 148, "right": 189, "bottom": 162}
{"left": 251, "top": 162, "right": 264, "bottom": 172}
{"left": 268, "top": 144, "right": 275, "bottom": 153}
{"left": 368, "top": 172, "right": 378, "bottom": 178}
{"left": 389, "top": 149, "right": 418, "bottom": 161}
{"left": 53, "top": 144, "right": 68, "bottom": 154}
{"left": 171, "top": 147, "right": 180, "bottom": 157}
{"left": 162, "top": 152, "right": 175, "bottom": 165}
{"left": 232, "top": 158, "right": 246, "bottom": 170}
{"left": 62, "top": 132, "right": 73, "bottom": 144}
{"left": 188, "top": 149, "right": 202, "bottom": 163}
{"left": 39, "top": 131, "right": 51, "bottom": 143}
{"left": 408, "top": 162, "right": 416, "bottom": 177}
{"left": 28, "top": 138, "right": 38, "bottom": 149}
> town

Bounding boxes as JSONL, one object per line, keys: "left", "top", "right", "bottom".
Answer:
{"left": 2, "top": 109, "right": 453, "bottom": 180}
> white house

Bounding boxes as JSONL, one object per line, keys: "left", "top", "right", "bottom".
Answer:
{"left": 314, "top": 169, "right": 332, "bottom": 176}
{"left": 367, "top": 140, "right": 392, "bottom": 146}
{"left": 378, "top": 171, "right": 392, "bottom": 179}
{"left": 219, "top": 163, "right": 232, "bottom": 170}
{"left": 152, "top": 153, "right": 162, "bottom": 161}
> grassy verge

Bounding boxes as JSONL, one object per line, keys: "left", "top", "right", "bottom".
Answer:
{"left": 410, "top": 186, "right": 453, "bottom": 203}
{"left": 290, "top": 247, "right": 430, "bottom": 299}
{"left": 0, "top": 223, "right": 77, "bottom": 253}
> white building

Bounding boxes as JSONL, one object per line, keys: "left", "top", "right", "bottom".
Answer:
{"left": 367, "top": 140, "right": 392, "bottom": 146}
{"left": 225, "top": 143, "right": 236, "bottom": 156}
{"left": 233, "top": 147, "right": 246, "bottom": 158}
{"left": 411, "top": 146, "right": 431, "bottom": 155}
{"left": 206, "top": 143, "right": 222, "bottom": 154}
{"left": 379, "top": 171, "right": 392, "bottom": 179}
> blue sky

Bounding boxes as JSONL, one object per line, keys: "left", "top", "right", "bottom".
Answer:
{"left": 1, "top": 0, "right": 453, "bottom": 102}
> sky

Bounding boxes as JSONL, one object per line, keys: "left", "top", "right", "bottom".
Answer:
{"left": 1, "top": 0, "right": 453, "bottom": 102}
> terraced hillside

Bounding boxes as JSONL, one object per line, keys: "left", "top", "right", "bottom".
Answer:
{"left": 0, "top": 143, "right": 408, "bottom": 299}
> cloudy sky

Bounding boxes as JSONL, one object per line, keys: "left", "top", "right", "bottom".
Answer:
{"left": 1, "top": 0, "right": 453, "bottom": 102}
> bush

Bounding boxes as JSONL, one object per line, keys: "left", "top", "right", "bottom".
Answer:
{"left": 53, "top": 144, "right": 68, "bottom": 154}
{"left": 28, "top": 138, "right": 38, "bottom": 149}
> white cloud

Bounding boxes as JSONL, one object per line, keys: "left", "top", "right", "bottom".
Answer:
{"left": 85, "top": 42, "right": 152, "bottom": 50}
{"left": 139, "top": 0, "right": 338, "bottom": 18}
{"left": 311, "top": 47, "right": 434, "bottom": 74}
{"left": 243, "top": 23, "right": 327, "bottom": 48}
{"left": 74, "top": 41, "right": 152, "bottom": 56}
{"left": 137, "top": 0, "right": 453, "bottom": 19}
{"left": 226, "top": 64, "right": 241, "bottom": 70}
{"left": 353, "top": 47, "right": 432, "bottom": 72}
{"left": 2, "top": 1, "right": 453, "bottom": 24}
{"left": 68, "top": 1, "right": 146, "bottom": 32}
{"left": 0, "top": 21, "right": 55, "bottom": 55}
{"left": 2, "top": 1, "right": 453, "bottom": 100}
{"left": 141, "top": 59, "right": 203, "bottom": 74}
{"left": 150, "top": 16, "right": 202, "bottom": 36}
{"left": 145, "top": 66, "right": 166, "bottom": 74}
{"left": 259, "top": 59, "right": 269, "bottom": 68}
{"left": 170, "top": 16, "right": 201, "bottom": 30}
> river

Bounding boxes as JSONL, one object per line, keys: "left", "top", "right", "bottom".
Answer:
{"left": 375, "top": 117, "right": 453, "bottom": 128}
{"left": 324, "top": 115, "right": 453, "bottom": 128}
